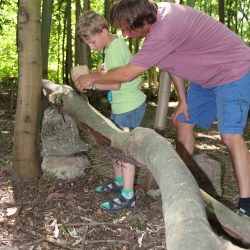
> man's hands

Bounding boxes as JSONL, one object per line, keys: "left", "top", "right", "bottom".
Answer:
{"left": 169, "top": 73, "right": 190, "bottom": 126}
{"left": 171, "top": 100, "right": 190, "bottom": 125}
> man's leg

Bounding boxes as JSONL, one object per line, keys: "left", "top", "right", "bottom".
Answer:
{"left": 216, "top": 71, "right": 250, "bottom": 215}
{"left": 176, "top": 121, "right": 196, "bottom": 165}
{"left": 220, "top": 134, "right": 250, "bottom": 198}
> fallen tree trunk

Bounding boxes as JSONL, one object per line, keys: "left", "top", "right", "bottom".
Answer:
{"left": 42, "top": 80, "right": 250, "bottom": 250}
{"left": 201, "top": 191, "right": 250, "bottom": 246}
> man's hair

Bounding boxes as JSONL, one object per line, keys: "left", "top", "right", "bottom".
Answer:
{"left": 110, "top": 0, "right": 158, "bottom": 30}
{"left": 76, "top": 10, "right": 108, "bottom": 41}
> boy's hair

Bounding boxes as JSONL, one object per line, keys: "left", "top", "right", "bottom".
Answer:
{"left": 76, "top": 10, "right": 108, "bottom": 41}
{"left": 110, "top": 0, "right": 158, "bottom": 30}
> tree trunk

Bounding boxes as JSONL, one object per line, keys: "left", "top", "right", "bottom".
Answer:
{"left": 65, "top": 0, "right": 72, "bottom": 85}
{"left": 234, "top": 0, "right": 238, "bottom": 34}
{"left": 13, "top": 0, "right": 43, "bottom": 181}
{"left": 75, "top": 0, "right": 90, "bottom": 67}
{"left": 42, "top": 80, "right": 250, "bottom": 250}
{"left": 41, "top": 0, "right": 53, "bottom": 79}
{"left": 218, "top": 0, "right": 225, "bottom": 24}
{"left": 154, "top": 71, "right": 171, "bottom": 134}
{"left": 82, "top": 0, "right": 91, "bottom": 68}
{"left": 104, "top": 0, "right": 110, "bottom": 23}
{"left": 188, "top": 0, "right": 196, "bottom": 7}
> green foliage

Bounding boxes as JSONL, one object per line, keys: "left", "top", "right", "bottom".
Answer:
{"left": 90, "top": 50, "right": 103, "bottom": 69}
{"left": 170, "top": 86, "right": 178, "bottom": 102}
{"left": 0, "top": 77, "right": 18, "bottom": 92}
{"left": 0, "top": 0, "right": 249, "bottom": 90}
{"left": 0, "top": 159, "right": 7, "bottom": 168}
{"left": 0, "top": 0, "right": 18, "bottom": 82}
{"left": 130, "top": 218, "right": 148, "bottom": 231}
{"left": 55, "top": 93, "right": 63, "bottom": 106}
{"left": 42, "top": 171, "right": 57, "bottom": 182}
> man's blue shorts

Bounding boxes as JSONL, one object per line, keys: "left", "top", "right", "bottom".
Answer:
{"left": 177, "top": 71, "right": 250, "bottom": 134}
{"left": 111, "top": 102, "right": 146, "bottom": 130}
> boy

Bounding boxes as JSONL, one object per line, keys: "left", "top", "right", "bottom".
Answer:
{"left": 75, "top": 10, "right": 146, "bottom": 211}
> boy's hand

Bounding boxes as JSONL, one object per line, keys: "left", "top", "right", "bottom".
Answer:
{"left": 75, "top": 74, "right": 94, "bottom": 92}
{"left": 96, "top": 64, "right": 105, "bottom": 72}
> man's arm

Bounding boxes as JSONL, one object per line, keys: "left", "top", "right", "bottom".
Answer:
{"left": 74, "top": 63, "right": 146, "bottom": 92}
{"left": 170, "top": 74, "right": 190, "bottom": 125}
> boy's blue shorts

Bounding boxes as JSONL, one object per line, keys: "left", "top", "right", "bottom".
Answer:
{"left": 111, "top": 102, "right": 146, "bottom": 130}
{"left": 177, "top": 71, "right": 250, "bottom": 135}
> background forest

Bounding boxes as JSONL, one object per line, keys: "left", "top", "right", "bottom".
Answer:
{"left": 0, "top": 0, "right": 249, "bottom": 92}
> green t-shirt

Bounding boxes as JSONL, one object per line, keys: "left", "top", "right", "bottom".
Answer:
{"left": 104, "top": 36, "right": 146, "bottom": 114}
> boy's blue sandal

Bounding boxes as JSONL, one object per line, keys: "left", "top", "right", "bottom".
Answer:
{"left": 101, "top": 194, "right": 135, "bottom": 211}
{"left": 95, "top": 180, "right": 123, "bottom": 194}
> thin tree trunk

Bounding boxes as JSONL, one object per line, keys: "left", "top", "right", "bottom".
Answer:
{"left": 219, "top": 0, "right": 225, "bottom": 24}
{"left": 154, "top": 71, "right": 171, "bottom": 134}
{"left": 188, "top": 0, "right": 196, "bottom": 7}
{"left": 235, "top": 0, "right": 238, "bottom": 34}
{"left": 13, "top": 0, "right": 43, "bottom": 181}
{"left": 104, "top": 0, "right": 110, "bottom": 23}
{"left": 82, "top": 0, "right": 91, "bottom": 67}
{"left": 75, "top": 0, "right": 90, "bottom": 67}
{"left": 65, "top": 0, "right": 72, "bottom": 85}
{"left": 75, "top": 0, "right": 82, "bottom": 66}
{"left": 41, "top": 0, "right": 53, "bottom": 79}
{"left": 62, "top": 6, "right": 67, "bottom": 82}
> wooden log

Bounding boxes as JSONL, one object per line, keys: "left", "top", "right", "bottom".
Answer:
{"left": 42, "top": 80, "right": 250, "bottom": 250}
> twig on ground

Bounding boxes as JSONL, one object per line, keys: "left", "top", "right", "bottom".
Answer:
{"left": 21, "top": 227, "right": 72, "bottom": 250}
{"left": 64, "top": 222, "right": 130, "bottom": 227}
{"left": 18, "top": 238, "right": 45, "bottom": 249}
{"left": 79, "top": 224, "right": 89, "bottom": 249}
{"left": 84, "top": 239, "right": 131, "bottom": 245}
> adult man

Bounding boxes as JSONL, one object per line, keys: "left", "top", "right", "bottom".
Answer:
{"left": 74, "top": 0, "right": 250, "bottom": 216}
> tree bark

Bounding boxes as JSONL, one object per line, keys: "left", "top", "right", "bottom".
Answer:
{"left": 75, "top": 0, "right": 91, "bottom": 67}
{"left": 65, "top": 0, "right": 72, "bottom": 85}
{"left": 154, "top": 71, "right": 171, "bottom": 134}
{"left": 218, "top": 0, "right": 225, "bottom": 24}
{"left": 41, "top": 0, "right": 53, "bottom": 79}
{"left": 13, "top": 0, "right": 43, "bottom": 181}
{"left": 104, "top": 0, "right": 110, "bottom": 23}
{"left": 42, "top": 80, "right": 250, "bottom": 250}
{"left": 188, "top": 0, "right": 196, "bottom": 7}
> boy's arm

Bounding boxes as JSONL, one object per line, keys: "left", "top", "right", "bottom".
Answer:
{"left": 74, "top": 63, "right": 146, "bottom": 92}
{"left": 93, "top": 82, "right": 121, "bottom": 90}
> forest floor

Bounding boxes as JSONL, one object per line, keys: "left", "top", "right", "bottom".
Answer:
{"left": 0, "top": 89, "right": 250, "bottom": 250}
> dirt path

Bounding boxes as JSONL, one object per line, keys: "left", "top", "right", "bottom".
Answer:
{"left": 0, "top": 102, "right": 249, "bottom": 249}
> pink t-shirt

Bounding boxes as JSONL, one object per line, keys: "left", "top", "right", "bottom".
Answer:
{"left": 131, "top": 2, "right": 250, "bottom": 87}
